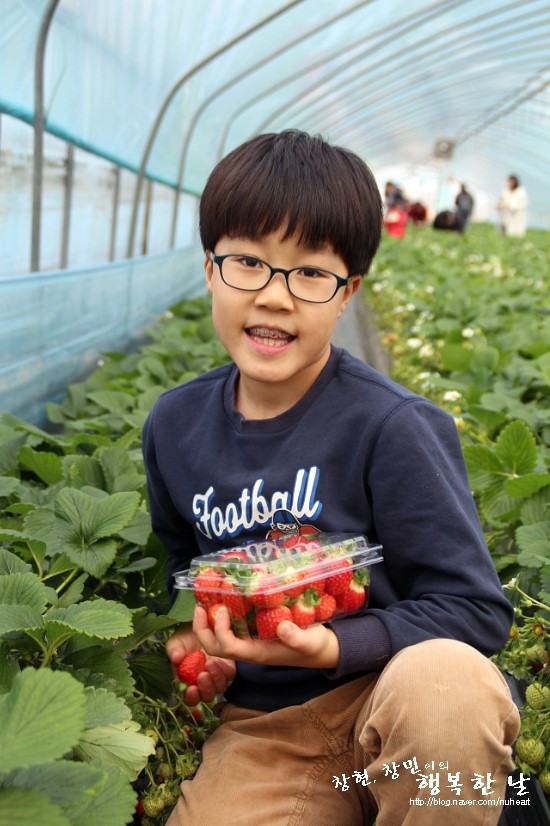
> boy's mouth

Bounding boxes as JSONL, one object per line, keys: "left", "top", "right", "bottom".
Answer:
{"left": 246, "top": 326, "right": 295, "bottom": 348}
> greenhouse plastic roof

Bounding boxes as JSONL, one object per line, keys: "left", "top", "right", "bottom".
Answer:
{"left": 1, "top": 0, "right": 549, "bottom": 223}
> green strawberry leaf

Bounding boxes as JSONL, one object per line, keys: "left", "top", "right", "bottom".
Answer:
{"left": 0, "top": 669, "right": 86, "bottom": 771}
{"left": 62, "top": 764, "right": 137, "bottom": 826}
{"left": 504, "top": 473, "right": 550, "bottom": 498}
{"left": 0, "top": 605, "right": 44, "bottom": 635}
{"left": 82, "top": 686, "right": 131, "bottom": 728}
{"left": 74, "top": 718, "right": 155, "bottom": 778}
{"left": 0, "top": 572, "right": 48, "bottom": 612}
{"left": 494, "top": 420, "right": 537, "bottom": 475}
{"left": 0, "top": 789, "right": 70, "bottom": 826}
{"left": 516, "top": 522, "right": 550, "bottom": 563}
{"left": 0, "top": 477, "right": 19, "bottom": 497}
{"left": 55, "top": 489, "right": 140, "bottom": 543}
{"left": 17, "top": 446, "right": 63, "bottom": 485}
{"left": 1, "top": 761, "right": 104, "bottom": 807}
{"left": 0, "top": 549, "right": 32, "bottom": 576}
{"left": 463, "top": 444, "right": 504, "bottom": 491}
{"left": 44, "top": 599, "right": 133, "bottom": 641}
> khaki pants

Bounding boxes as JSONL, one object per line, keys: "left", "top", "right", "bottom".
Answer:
{"left": 167, "top": 639, "right": 520, "bottom": 825}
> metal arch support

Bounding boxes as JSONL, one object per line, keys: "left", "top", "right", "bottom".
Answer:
{"left": 126, "top": 0, "right": 304, "bottom": 259}
{"left": 274, "top": 4, "right": 549, "bottom": 144}
{"left": 169, "top": 0, "right": 376, "bottom": 247}
{"left": 31, "top": 0, "right": 61, "bottom": 273}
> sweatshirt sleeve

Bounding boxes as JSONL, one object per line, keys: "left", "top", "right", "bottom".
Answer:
{"left": 142, "top": 407, "right": 199, "bottom": 593}
{"left": 326, "top": 398, "right": 513, "bottom": 678}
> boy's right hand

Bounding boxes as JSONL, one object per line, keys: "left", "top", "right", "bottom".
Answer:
{"left": 166, "top": 627, "right": 236, "bottom": 706}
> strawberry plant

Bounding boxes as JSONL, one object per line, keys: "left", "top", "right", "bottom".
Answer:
{"left": 366, "top": 223, "right": 550, "bottom": 786}
{"left": 0, "top": 297, "right": 228, "bottom": 825}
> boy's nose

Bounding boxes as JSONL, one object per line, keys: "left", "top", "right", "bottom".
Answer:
{"left": 254, "top": 271, "right": 295, "bottom": 308}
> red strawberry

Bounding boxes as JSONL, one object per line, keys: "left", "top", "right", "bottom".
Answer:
{"left": 206, "top": 602, "right": 227, "bottom": 628}
{"left": 177, "top": 650, "right": 206, "bottom": 686}
{"left": 256, "top": 606, "right": 292, "bottom": 639}
{"left": 324, "top": 559, "right": 353, "bottom": 595}
{"left": 335, "top": 581, "right": 367, "bottom": 614}
{"left": 249, "top": 573, "right": 285, "bottom": 609}
{"left": 290, "top": 594, "right": 316, "bottom": 628}
{"left": 315, "top": 592, "right": 337, "bottom": 622}
{"left": 220, "top": 581, "right": 252, "bottom": 619}
{"left": 283, "top": 571, "right": 306, "bottom": 600}
{"left": 193, "top": 568, "right": 224, "bottom": 606}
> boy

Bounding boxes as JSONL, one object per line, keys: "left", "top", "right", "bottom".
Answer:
{"left": 142, "top": 130, "right": 519, "bottom": 825}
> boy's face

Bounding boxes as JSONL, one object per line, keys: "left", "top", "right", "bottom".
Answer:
{"left": 205, "top": 230, "right": 361, "bottom": 417}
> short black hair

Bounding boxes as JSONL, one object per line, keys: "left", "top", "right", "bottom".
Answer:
{"left": 199, "top": 130, "right": 383, "bottom": 276}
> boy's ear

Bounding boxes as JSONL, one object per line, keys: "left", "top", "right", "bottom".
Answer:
{"left": 204, "top": 251, "right": 214, "bottom": 295}
{"left": 337, "top": 275, "right": 362, "bottom": 317}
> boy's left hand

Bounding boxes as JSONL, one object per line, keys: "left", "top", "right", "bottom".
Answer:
{"left": 192, "top": 605, "right": 340, "bottom": 670}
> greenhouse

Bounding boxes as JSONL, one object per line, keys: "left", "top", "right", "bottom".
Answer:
{"left": 0, "top": 2, "right": 549, "bottom": 825}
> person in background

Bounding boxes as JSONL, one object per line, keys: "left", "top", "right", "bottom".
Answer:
{"left": 383, "top": 195, "right": 408, "bottom": 238}
{"left": 455, "top": 183, "right": 474, "bottom": 228}
{"left": 433, "top": 209, "right": 464, "bottom": 233}
{"left": 496, "top": 175, "right": 528, "bottom": 237}
{"left": 408, "top": 200, "right": 427, "bottom": 226}
{"left": 383, "top": 181, "right": 404, "bottom": 210}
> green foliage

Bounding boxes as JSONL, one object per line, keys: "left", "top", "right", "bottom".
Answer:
{"left": 0, "top": 296, "right": 229, "bottom": 825}
{"left": 367, "top": 224, "right": 550, "bottom": 599}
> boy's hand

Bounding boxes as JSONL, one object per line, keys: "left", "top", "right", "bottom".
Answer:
{"left": 165, "top": 627, "right": 236, "bottom": 705}
{"left": 192, "top": 605, "right": 340, "bottom": 670}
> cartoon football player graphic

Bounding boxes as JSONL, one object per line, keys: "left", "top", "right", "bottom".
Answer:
{"left": 266, "top": 509, "right": 319, "bottom": 540}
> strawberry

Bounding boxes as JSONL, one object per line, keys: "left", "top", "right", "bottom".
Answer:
{"left": 525, "top": 682, "right": 550, "bottom": 710}
{"left": 290, "top": 594, "right": 316, "bottom": 628}
{"left": 324, "top": 559, "right": 353, "bottom": 595}
{"left": 206, "top": 602, "right": 227, "bottom": 629}
{"left": 249, "top": 573, "right": 285, "bottom": 609}
{"left": 335, "top": 580, "right": 367, "bottom": 614}
{"left": 315, "top": 592, "right": 337, "bottom": 622}
{"left": 193, "top": 568, "right": 224, "bottom": 606}
{"left": 283, "top": 571, "right": 306, "bottom": 600}
{"left": 220, "top": 581, "right": 252, "bottom": 618}
{"left": 515, "top": 736, "right": 546, "bottom": 766}
{"left": 256, "top": 605, "right": 292, "bottom": 639}
{"left": 177, "top": 650, "right": 206, "bottom": 686}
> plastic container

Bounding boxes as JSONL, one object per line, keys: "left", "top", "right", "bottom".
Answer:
{"left": 173, "top": 533, "right": 383, "bottom": 639}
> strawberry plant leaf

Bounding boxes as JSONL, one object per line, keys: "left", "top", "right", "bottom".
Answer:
{"left": 62, "top": 537, "right": 118, "bottom": 578}
{"left": 495, "top": 420, "right": 538, "bottom": 475}
{"left": 0, "top": 548, "right": 32, "bottom": 575}
{"left": 0, "top": 605, "right": 44, "bottom": 635}
{"left": 0, "top": 572, "right": 48, "bottom": 612}
{"left": 62, "top": 764, "right": 137, "bottom": 826}
{"left": 0, "top": 788, "right": 70, "bottom": 826}
{"left": 479, "top": 480, "right": 521, "bottom": 526}
{"left": 74, "top": 719, "right": 155, "bottom": 778}
{"left": 521, "top": 488, "right": 550, "bottom": 526}
{"left": 168, "top": 588, "right": 196, "bottom": 622}
{"left": 55, "top": 488, "right": 140, "bottom": 543}
{"left": 504, "top": 474, "right": 550, "bottom": 498}
{"left": 0, "top": 669, "right": 86, "bottom": 771}
{"left": 17, "top": 446, "right": 63, "bottom": 485}
{"left": 97, "top": 446, "right": 145, "bottom": 493}
{"left": 61, "top": 454, "right": 105, "bottom": 490}
{"left": 1, "top": 761, "right": 104, "bottom": 807}
{"left": 0, "top": 642, "right": 20, "bottom": 693}
{"left": 44, "top": 599, "right": 133, "bottom": 640}
{"left": 0, "top": 477, "right": 19, "bottom": 496}
{"left": 440, "top": 343, "right": 472, "bottom": 372}
{"left": 463, "top": 445, "right": 504, "bottom": 491}
{"left": 62, "top": 646, "right": 135, "bottom": 697}
{"left": 82, "top": 686, "right": 131, "bottom": 728}
{"left": 516, "top": 522, "right": 550, "bottom": 562}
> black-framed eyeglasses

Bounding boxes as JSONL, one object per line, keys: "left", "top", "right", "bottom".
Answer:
{"left": 209, "top": 252, "right": 351, "bottom": 304}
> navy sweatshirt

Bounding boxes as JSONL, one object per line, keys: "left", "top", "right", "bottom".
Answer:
{"left": 142, "top": 347, "right": 513, "bottom": 711}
